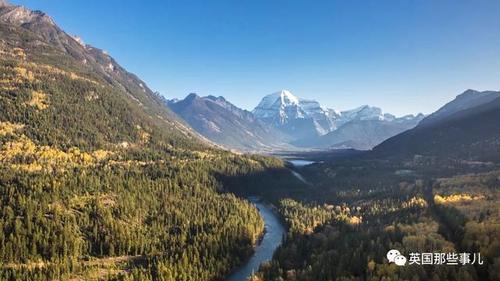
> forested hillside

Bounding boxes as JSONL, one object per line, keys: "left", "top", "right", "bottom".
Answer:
{"left": 0, "top": 4, "right": 296, "bottom": 280}
{"left": 252, "top": 165, "right": 500, "bottom": 281}
{"left": 0, "top": 21, "right": 200, "bottom": 151}
{"left": 2, "top": 2, "right": 499, "bottom": 281}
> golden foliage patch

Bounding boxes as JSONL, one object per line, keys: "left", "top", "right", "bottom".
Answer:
{"left": 434, "top": 193, "right": 485, "bottom": 205}
{"left": 0, "top": 135, "right": 114, "bottom": 172}
{"left": 26, "top": 90, "right": 49, "bottom": 110}
{"left": 0, "top": 121, "right": 25, "bottom": 136}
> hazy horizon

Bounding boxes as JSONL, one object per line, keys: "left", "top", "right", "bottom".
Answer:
{"left": 10, "top": 0, "right": 500, "bottom": 115}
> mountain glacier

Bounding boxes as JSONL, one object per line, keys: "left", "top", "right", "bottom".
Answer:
{"left": 168, "top": 89, "right": 425, "bottom": 151}
{"left": 253, "top": 90, "right": 338, "bottom": 137}
{"left": 251, "top": 90, "right": 424, "bottom": 149}
{"left": 253, "top": 90, "right": 306, "bottom": 123}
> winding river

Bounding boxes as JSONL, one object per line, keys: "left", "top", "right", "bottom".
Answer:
{"left": 226, "top": 160, "right": 313, "bottom": 281}
{"left": 225, "top": 201, "right": 286, "bottom": 281}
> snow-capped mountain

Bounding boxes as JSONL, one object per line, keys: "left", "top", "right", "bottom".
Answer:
{"left": 253, "top": 90, "right": 339, "bottom": 137}
{"left": 253, "top": 90, "right": 425, "bottom": 149}
{"left": 167, "top": 89, "right": 425, "bottom": 151}
{"left": 253, "top": 90, "right": 305, "bottom": 123}
{"left": 167, "top": 93, "right": 292, "bottom": 151}
{"left": 339, "top": 105, "right": 389, "bottom": 122}
{"left": 294, "top": 113, "right": 425, "bottom": 150}
{"left": 299, "top": 99, "right": 340, "bottom": 135}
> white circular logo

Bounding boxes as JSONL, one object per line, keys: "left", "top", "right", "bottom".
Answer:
{"left": 386, "top": 249, "right": 401, "bottom": 263}
{"left": 394, "top": 255, "right": 407, "bottom": 266}
{"left": 387, "top": 249, "right": 406, "bottom": 266}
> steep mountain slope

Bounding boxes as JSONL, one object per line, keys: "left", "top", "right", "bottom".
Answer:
{"left": 0, "top": 1, "right": 201, "bottom": 150}
{"left": 253, "top": 90, "right": 338, "bottom": 138}
{"left": 168, "top": 94, "right": 292, "bottom": 151}
{"left": 420, "top": 89, "right": 500, "bottom": 126}
{"left": 253, "top": 90, "right": 302, "bottom": 123}
{"left": 372, "top": 95, "right": 500, "bottom": 162}
{"left": 0, "top": 2, "right": 299, "bottom": 280}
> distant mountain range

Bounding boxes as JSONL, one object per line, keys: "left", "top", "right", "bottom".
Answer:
{"left": 168, "top": 90, "right": 425, "bottom": 151}
{"left": 167, "top": 94, "right": 292, "bottom": 151}
{"left": 2, "top": 0, "right": 497, "bottom": 157}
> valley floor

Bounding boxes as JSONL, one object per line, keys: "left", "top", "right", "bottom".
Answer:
{"left": 248, "top": 155, "right": 500, "bottom": 281}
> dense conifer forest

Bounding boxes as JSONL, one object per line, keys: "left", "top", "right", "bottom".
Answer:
{"left": 0, "top": 20, "right": 296, "bottom": 281}
{"left": 1, "top": 3, "right": 499, "bottom": 281}
{"left": 251, "top": 158, "right": 500, "bottom": 281}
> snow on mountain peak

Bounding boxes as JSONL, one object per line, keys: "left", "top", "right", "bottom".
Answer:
{"left": 253, "top": 90, "right": 339, "bottom": 134}
{"left": 278, "top": 89, "right": 300, "bottom": 105}
{"left": 340, "top": 105, "right": 383, "bottom": 121}
{"left": 257, "top": 90, "right": 299, "bottom": 108}
{"left": 252, "top": 90, "right": 304, "bottom": 124}
{"left": 253, "top": 90, "right": 425, "bottom": 138}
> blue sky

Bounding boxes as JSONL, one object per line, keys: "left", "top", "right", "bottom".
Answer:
{"left": 11, "top": 0, "right": 500, "bottom": 115}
